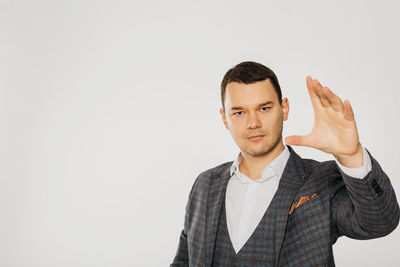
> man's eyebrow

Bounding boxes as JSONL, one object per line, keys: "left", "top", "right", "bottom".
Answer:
{"left": 230, "top": 101, "right": 274, "bottom": 111}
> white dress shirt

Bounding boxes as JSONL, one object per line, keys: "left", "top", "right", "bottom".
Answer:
{"left": 226, "top": 144, "right": 372, "bottom": 254}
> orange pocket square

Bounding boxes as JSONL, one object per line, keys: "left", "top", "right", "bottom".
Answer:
{"left": 289, "top": 193, "right": 317, "bottom": 215}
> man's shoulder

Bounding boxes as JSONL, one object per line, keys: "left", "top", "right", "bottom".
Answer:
{"left": 288, "top": 145, "right": 338, "bottom": 175}
{"left": 299, "top": 156, "right": 341, "bottom": 183}
{"left": 193, "top": 161, "right": 233, "bottom": 184}
{"left": 188, "top": 161, "right": 233, "bottom": 195}
{"left": 201, "top": 161, "right": 233, "bottom": 176}
{"left": 302, "top": 157, "right": 337, "bottom": 172}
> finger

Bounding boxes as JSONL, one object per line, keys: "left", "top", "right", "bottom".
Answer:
{"left": 312, "top": 79, "right": 331, "bottom": 108}
{"left": 306, "top": 76, "right": 323, "bottom": 110}
{"left": 322, "top": 86, "right": 344, "bottom": 113}
{"left": 306, "top": 76, "right": 318, "bottom": 98}
{"left": 343, "top": 100, "right": 355, "bottom": 121}
{"left": 285, "top": 135, "right": 314, "bottom": 148}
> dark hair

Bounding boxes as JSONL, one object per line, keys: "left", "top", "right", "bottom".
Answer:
{"left": 220, "top": 61, "right": 282, "bottom": 110}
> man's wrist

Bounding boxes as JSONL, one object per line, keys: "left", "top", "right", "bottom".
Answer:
{"left": 334, "top": 143, "right": 364, "bottom": 168}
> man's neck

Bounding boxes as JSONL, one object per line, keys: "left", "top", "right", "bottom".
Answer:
{"left": 239, "top": 142, "right": 285, "bottom": 181}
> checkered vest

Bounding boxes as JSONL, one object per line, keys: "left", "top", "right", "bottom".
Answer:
{"left": 212, "top": 189, "right": 276, "bottom": 266}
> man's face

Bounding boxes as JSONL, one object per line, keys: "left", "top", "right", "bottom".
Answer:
{"left": 220, "top": 79, "right": 289, "bottom": 158}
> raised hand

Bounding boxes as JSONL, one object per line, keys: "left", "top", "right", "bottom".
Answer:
{"left": 285, "top": 76, "right": 363, "bottom": 168}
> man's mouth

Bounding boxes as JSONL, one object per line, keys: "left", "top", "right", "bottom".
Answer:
{"left": 248, "top": 135, "right": 264, "bottom": 141}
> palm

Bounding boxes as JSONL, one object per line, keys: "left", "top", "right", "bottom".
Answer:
{"left": 286, "top": 76, "right": 360, "bottom": 156}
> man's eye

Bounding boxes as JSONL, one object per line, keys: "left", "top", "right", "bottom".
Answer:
{"left": 260, "top": 107, "right": 270, "bottom": 111}
{"left": 234, "top": 111, "right": 243, "bottom": 116}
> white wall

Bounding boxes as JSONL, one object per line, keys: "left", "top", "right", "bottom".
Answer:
{"left": 1, "top": 0, "right": 399, "bottom": 266}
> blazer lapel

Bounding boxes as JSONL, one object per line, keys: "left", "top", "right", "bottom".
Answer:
{"left": 273, "top": 145, "right": 310, "bottom": 265}
{"left": 204, "top": 163, "right": 231, "bottom": 267}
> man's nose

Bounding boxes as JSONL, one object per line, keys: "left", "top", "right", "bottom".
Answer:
{"left": 247, "top": 112, "right": 261, "bottom": 129}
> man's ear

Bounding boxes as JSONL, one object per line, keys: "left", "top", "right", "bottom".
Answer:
{"left": 219, "top": 108, "right": 229, "bottom": 129}
{"left": 282, "top": 97, "right": 289, "bottom": 121}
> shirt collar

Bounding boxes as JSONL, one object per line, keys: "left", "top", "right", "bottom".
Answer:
{"left": 230, "top": 144, "right": 290, "bottom": 184}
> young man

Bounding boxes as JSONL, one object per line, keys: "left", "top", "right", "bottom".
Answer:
{"left": 171, "top": 61, "right": 399, "bottom": 266}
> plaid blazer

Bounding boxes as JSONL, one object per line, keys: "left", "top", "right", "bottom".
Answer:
{"left": 171, "top": 145, "right": 399, "bottom": 266}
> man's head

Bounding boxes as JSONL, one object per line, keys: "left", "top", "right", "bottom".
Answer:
{"left": 219, "top": 61, "right": 289, "bottom": 158}
{"left": 220, "top": 61, "right": 283, "bottom": 110}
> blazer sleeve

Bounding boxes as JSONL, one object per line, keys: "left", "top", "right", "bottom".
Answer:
{"left": 170, "top": 229, "right": 189, "bottom": 266}
{"left": 170, "top": 177, "right": 198, "bottom": 266}
{"left": 330, "top": 148, "right": 400, "bottom": 242}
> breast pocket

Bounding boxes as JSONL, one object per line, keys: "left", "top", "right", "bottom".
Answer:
{"left": 288, "top": 194, "right": 324, "bottom": 225}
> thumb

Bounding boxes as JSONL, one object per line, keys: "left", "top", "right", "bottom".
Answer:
{"left": 285, "top": 135, "right": 313, "bottom": 147}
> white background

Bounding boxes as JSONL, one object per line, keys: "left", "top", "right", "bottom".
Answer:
{"left": 1, "top": 0, "right": 399, "bottom": 266}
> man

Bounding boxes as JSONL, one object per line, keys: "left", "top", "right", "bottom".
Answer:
{"left": 171, "top": 61, "right": 399, "bottom": 266}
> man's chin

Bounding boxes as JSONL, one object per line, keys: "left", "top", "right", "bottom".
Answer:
{"left": 246, "top": 142, "right": 279, "bottom": 157}
{"left": 246, "top": 148, "right": 271, "bottom": 157}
